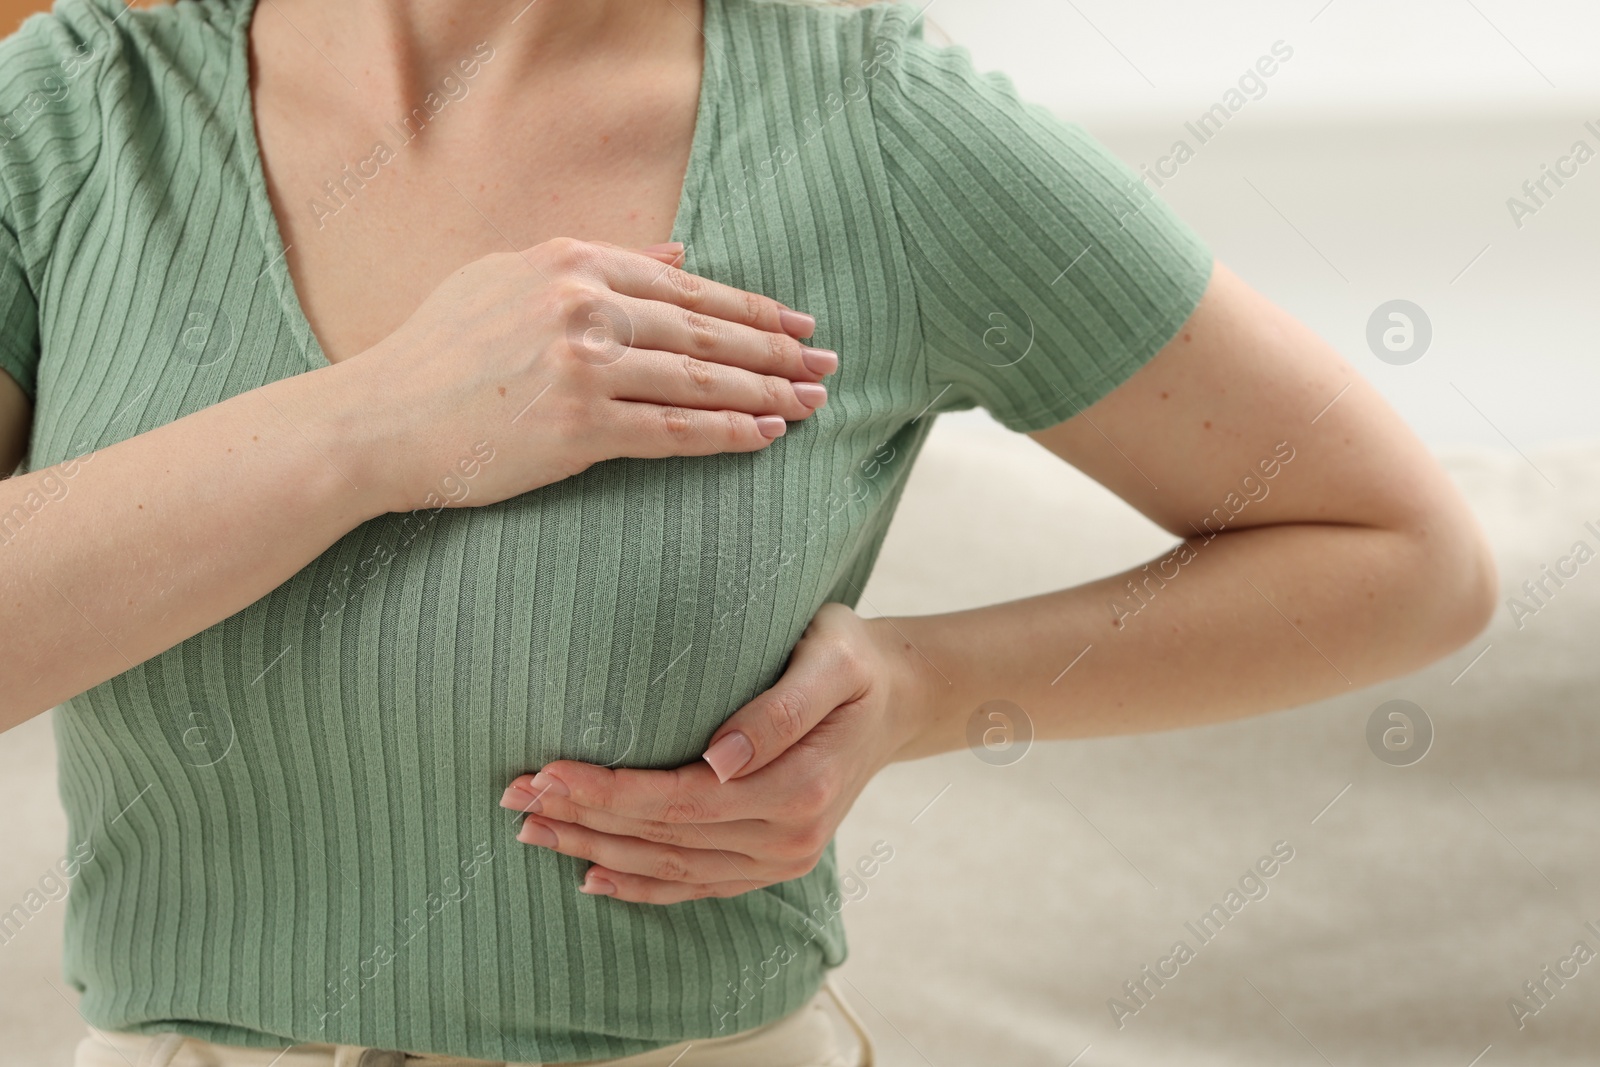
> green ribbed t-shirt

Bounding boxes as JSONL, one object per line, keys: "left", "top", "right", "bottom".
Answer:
{"left": 0, "top": 0, "right": 1213, "bottom": 1058}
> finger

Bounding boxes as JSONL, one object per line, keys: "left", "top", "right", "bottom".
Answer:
{"left": 500, "top": 779, "right": 768, "bottom": 850}
{"left": 579, "top": 866, "right": 767, "bottom": 905}
{"left": 600, "top": 400, "right": 789, "bottom": 459}
{"left": 700, "top": 629, "right": 868, "bottom": 783}
{"left": 596, "top": 241, "right": 690, "bottom": 284}
{"left": 522, "top": 761, "right": 746, "bottom": 824}
{"left": 589, "top": 239, "right": 681, "bottom": 254}
{"left": 515, "top": 814, "right": 766, "bottom": 884}
{"left": 605, "top": 292, "right": 838, "bottom": 383}
{"left": 607, "top": 346, "right": 827, "bottom": 419}
{"left": 635, "top": 243, "right": 686, "bottom": 268}
{"left": 585, "top": 238, "right": 682, "bottom": 258}
{"left": 579, "top": 240, "right": 685, "bottom": 271}
{"left": 599, "top": 247, "right": 817, "bottom": 340}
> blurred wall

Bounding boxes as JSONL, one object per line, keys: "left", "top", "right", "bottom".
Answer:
{"left": 933, "top": 0, "right": 1600, "bottom": 125}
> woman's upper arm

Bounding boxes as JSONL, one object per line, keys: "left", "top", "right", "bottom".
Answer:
{"left": 0, "top": 195, "right": 38, "bottom": 473}
{"left": 867, "top": 11, "right": 1489, "bottom": 578}
{"left": 1027, "top": 260, "right": 1487, "bottom": 549}
{"left": 0, "top": 3, "right": 111, "bottom": 474}
{"left": 0, "top": 196, "right": 36, "bottom": 474}
{"left": 0, "top": 370, "right": 28, "bottom": 475}
{"left": 0, "top": 112, "right": 38, "bottom": 479}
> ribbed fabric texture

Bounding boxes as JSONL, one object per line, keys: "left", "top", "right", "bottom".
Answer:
{"left": 0, "top": 0, "right": 1213, "bottom": 1059}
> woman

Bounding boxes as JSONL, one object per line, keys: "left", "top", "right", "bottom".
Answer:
{"left": 0, "top": 0, "right": 1497, "bottom": 1063}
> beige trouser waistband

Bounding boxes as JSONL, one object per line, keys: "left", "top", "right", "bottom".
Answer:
{"left": 74, "top": 976, "right": 874, "bottom": 1067}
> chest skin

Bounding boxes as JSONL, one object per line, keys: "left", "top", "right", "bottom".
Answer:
{"left": 247, "top": 5, "right": 705, "bottom": 364}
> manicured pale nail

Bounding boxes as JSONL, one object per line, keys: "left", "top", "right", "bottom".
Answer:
{"left": 755, "top": 416, "right": 786, "bottom": 439}
{"left": 529, "top": 772, "right": 569, "bottom": 798}
{"left": 702, "top": 731, "right": 754, "bottom": 783}
{"left": 517, "top": 819, "right": 558, "bottom": 847}
{"left": 642, "top": 241, "right": 684, "bottom": 253}
{"left": 792, "top": 382, "right": 827, "bottom": 409}
{"left": 581, "top": 872, "right": 617, "bottom": 896}
{"left": 500, "top": 786, "right": 541, "bottom": 813}
{"left": 801, "top": 347, "right": 838, "bottom": 375}
{"left": 778, "top": 309, "right": 816, "bottom": 337}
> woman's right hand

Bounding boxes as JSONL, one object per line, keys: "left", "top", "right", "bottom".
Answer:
{"left": 338, "top": 237, "right": 837, "bottom": 514}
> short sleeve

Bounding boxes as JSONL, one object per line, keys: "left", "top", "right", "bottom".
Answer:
{"left": 0, "top": 0, "right": 113, "bottom": 405}
{"left": 869, "top": 9, "right": 1215, "bottom": 432}
{"left": 0, "top": 176, "right": 40, "bottom": 402}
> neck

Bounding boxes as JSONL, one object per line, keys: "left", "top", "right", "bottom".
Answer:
{"left": 262, "top": 0, "right": 703, "bottom": 101}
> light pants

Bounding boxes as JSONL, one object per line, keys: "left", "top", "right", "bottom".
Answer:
{"left": 73, "top": 976, "right": 875, "bottom": 1067}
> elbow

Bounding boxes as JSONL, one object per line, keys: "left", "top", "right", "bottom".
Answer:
{"left": 1404, "top": 504, "right": 1500, "bottom": 658}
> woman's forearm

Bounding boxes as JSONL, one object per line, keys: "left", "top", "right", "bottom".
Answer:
{"left": 882, "top": 520, "right": 1497, "bottom": 762}
{"left": 0, "top": 362, "right": 386, "bottom": 728}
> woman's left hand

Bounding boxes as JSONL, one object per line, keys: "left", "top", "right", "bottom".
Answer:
{"left": 498, "top": 602, "right": 927, "bottom": 903}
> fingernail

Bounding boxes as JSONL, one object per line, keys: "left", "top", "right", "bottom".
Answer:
{"left": 755, "top": 416, "right": 786, "bottom": 439}
{"left": 792, "top": 382, "right": 827, "bottom": 409}
{"left": 517, "top": 819, "right": 558, "bottom": 848}
{"left": 581, "top": 872, "right": 617, "bottom": 896}
{"left": 643, "top": 241, "right": 685, "bottom": 253}
{"left": 800, "top": 346, "right": 838, "bottom": 375}
{"left": 778, "top": 309, "right": 816, "bottom": 338}
{"left": 530, "top": 772, "right": 569, "bottom": 798}
{"left": 500, "top": 786, "right": 542, "bottom": 813}
{"left": 702, "top": 731, "right": 754, "bottom": 783}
